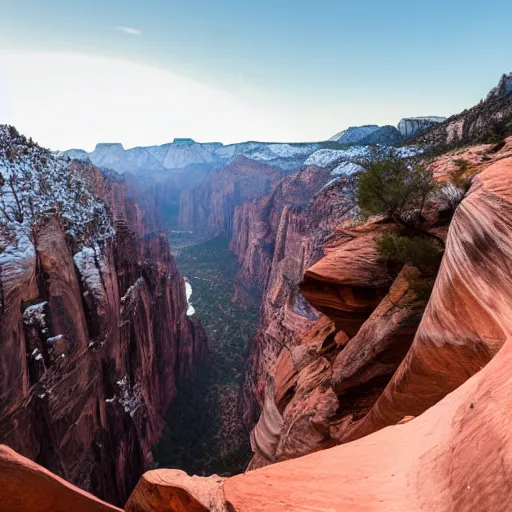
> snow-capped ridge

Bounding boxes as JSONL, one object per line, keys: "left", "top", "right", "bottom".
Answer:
{"left": 0, "top": 125, "right": 114, "bottom": 264}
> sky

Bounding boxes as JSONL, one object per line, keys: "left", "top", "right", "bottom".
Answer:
{"left": 0, "top": 0, "right": 511, "bottom": 151}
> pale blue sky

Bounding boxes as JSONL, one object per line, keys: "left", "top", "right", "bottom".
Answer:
{"left": 0, "top": 0, "right": 511, "bottom": 149}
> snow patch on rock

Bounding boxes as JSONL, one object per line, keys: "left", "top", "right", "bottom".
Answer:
{"left": 73, "top": 245, "right": 106, "bottom": 303}
{"left": 184, "top": 278, "right": 195, "bottom": 316}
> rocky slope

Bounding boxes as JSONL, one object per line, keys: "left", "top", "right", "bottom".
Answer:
{"left": 0, "top": 126, "right": 206, "bottom": 505}
{"left": 329, "top": 118, "right": 443, "bottom": 146}
{"left": 410, "top": 72, "right": 512, "bottom": 149}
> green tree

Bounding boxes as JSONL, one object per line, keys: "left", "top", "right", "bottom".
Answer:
{"left": 356, "top": 155, "right": 438, "bottom": 229}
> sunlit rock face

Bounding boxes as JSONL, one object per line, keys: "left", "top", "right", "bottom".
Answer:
{"left": 0, "top": 126, "right": 206, "bottom": 505}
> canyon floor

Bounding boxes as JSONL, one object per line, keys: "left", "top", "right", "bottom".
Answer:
{"left": 153, "top": 236, "right": 259, "bottom": 476}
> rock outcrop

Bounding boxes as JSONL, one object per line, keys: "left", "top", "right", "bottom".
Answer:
{"left": 397, "top": 116, "right": 446, "bottom": 138}
{"left": 0, "top": 444, "right": 122, "bottom": 512}
{"left": 237, "top": 163, "right": 361, "bottom": 443}
{"left": 0, "top": 127, "right": 206, "bottom": 505}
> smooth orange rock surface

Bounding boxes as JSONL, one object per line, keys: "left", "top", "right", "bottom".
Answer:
{"left": 0, "top": 444, "right": 121, "bottom": 512}
{"left": 125, "top": 470, "right": 226, "bottom": 512}
{"left": 225, "top": 333, "right": 512, "bottom": 511}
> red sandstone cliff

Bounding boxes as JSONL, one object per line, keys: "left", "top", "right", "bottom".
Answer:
{"left": 0, "top": 127, "right": 206, "bottom": 505}
{"left": 229, "top": 162, "right": 356, "bottom": 303}
{"left": 3, "top": 152, "right": 512, "bottom": 510}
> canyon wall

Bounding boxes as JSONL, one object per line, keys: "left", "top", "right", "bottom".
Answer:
{"left": 178, "top": 156, "right": 286, "bottom": 238}
{"left": 0, "top": 127, "right": 206, "bottom": 505}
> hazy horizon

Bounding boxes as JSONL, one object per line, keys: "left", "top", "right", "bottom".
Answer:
{"left": 1, "top": 0, "right": 511, "bottom": 150}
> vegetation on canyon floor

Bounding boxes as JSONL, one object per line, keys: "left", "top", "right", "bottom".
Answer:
{"left": 153, "top": 236, "right": 259, "bottom": 476}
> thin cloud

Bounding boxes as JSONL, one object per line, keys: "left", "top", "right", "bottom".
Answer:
{"left": 116, "top": 26, "right": 141, "bottom": 36}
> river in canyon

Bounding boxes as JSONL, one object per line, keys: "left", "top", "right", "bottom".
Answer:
{"left": 153, "top": 235, "right": 259, "bottom": 476}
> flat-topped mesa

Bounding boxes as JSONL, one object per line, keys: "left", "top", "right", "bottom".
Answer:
{"left": 93, "top": 142, "right": 126, "bottom": 155}
{"left": 172, "top": 137, "right": 196, "bottom": 145}
{"left": 397, "top": 116, "right": 446, "bottom": 138}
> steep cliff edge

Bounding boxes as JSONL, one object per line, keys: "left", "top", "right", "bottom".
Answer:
{"left": 0, "top": 445, "right": 122, "bottom": 512}
{"left": 237, "top": 162, "right": 362, "bottom": 447}
{"left": 0, "top": 126, "right": 206, "bottom": 505}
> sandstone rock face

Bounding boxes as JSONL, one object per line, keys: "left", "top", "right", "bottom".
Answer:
{"left": 335, "top": 155, "right": 512, "bottom": 443}
{"left": 0, "top": 127, "right": 206, "bottom": 505}
{"left": 224, "top": 332, "right": 512, "bottom": 512}
{"left": 8, "top": 309, "right": 512, "bottom": 512}
{"left": 240, "top": 136, "right": 512, "bottom": 468}
{"left": 0, "top": 444, "right": 122, "bottom": 512}
{"left": 237, "top": 165, "right": 361, "bottom": 449}
{"left": 397, "top": 116, "right": 446, "bottom": 138}
{"left": 125, "top": 470, "right": 227, "bottom": 512}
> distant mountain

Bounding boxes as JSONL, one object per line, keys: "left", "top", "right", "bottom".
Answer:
{"left": 329, "top": 125, "right": 380, "bottom": 144}
{"left": 358, "top": 125, "right": 404, "bottom": 145}
{"left": 328, "top": 119, "right": 442, "bottom": 146}
{"left": 63, "top": 140, "right": 330, "bottom": 174}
